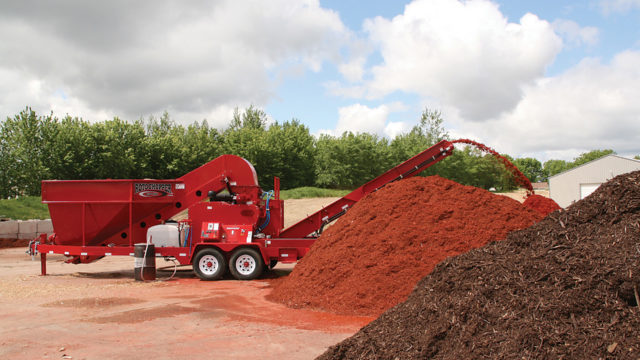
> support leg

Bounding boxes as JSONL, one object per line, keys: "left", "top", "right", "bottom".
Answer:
{"left": 40, "top": 253, "right": 47, "bottom": 276}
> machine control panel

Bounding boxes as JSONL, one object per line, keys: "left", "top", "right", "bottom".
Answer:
{"left": 201, "top": 222, "right": 221, "bottom": 241}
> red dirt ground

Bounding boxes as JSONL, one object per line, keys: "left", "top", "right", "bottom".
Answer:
{"left": 0, "top": 248, "right": 371, "bottom": 360}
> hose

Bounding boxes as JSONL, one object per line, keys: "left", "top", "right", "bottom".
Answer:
{"left": 188, "top": 225, "right": 193, "bottom": 255}
{"left": 183, "top": 227, "right": 190, "bottom": 248}
{"left": 155, "top": 258, "right": 178, "bottom": 281}
{"left": 141, "top": 237, "right": 151, "bottom": 281}
{"left": 142, "top": 236, "right": 178, "bottom": 282}
{"left": 257, "top": 190, "right": 274, "bottom": 233}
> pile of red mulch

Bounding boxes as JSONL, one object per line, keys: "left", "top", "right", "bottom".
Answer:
{"left": 319, "top": 171, "right": 640, "bottom": 359}
{"left": 268, "top": 176, "right": 543, "bottom": 317}
{"left": 523, "top": 194, "right": 562, "bottom": 215}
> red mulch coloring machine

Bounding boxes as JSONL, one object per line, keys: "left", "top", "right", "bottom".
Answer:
{"left": 28, "top": 140, "right": 454, "bottom": 280}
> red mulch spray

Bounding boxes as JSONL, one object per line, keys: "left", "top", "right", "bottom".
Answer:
{"left": 268, "top": 176, "right": 544, "bottom": 317}
{"left": 451, "top": 139, "right": 534, "bottom": 195}
{"left": 451, "top": 139, "right": 561, "bottom": 216}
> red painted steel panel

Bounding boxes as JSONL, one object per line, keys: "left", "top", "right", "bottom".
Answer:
{"left": 42, "top": 154, "right": 261, "bottom": 251}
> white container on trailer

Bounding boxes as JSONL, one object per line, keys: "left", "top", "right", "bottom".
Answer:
{"left": 146, "top": 224, "right": 180, "bottom": 247}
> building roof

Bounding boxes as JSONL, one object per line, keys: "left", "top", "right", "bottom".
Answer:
{"left": 549, "top": 154, "right": 640, "bottom": 180}
{"left": 532, "top": 182, "right": 549, "bottom": 190}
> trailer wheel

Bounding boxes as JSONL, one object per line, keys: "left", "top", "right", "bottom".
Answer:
{"left": 193, "top": 248, "right": 226, "bottom": 281}
{"left": 229, "top": 248, "right": 264, "bottom": 280}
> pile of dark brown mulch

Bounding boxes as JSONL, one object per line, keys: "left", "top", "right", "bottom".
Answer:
{"left": 319, "top": 171, "right": 640, "bottom": 359}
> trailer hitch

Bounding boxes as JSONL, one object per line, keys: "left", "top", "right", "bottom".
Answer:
{"left": 26, "top": 239, "right": 40, "bottom": 260}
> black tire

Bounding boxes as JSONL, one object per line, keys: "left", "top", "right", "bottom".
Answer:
{"left": 229, "top": 248, "right": 264, "bottom": 280}
{"left": 193, "top": 248, "right": 226, "bottom": 281}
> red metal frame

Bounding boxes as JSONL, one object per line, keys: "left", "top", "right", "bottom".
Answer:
{"left": 29, "top": 141, "right": 454, "bottom": 275}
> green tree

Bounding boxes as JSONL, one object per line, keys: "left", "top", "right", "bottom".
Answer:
{"left": 635, "top": 155, "right": 640, "bottom": 160}
{"left": 543, "top": 159, "right": 568, "bottom": 179}
{"left": 221, "top": 125, "right": 265, "bottom": 175}
{"left": 449, "top": 148, "right": 515, "bottom": 191}
{"left": 571, "top": 149, "right": 615, "bottom": 167}
{"left": 44, "top": 115, "right": 97, "bottom": 180}
{"left": 0, "top": 120, "right": 16, "bottom": 197}
{"left": 513, "top": 157, "right": 543, "bottom": 183}
{"left": 143, "top": 112, "right": 184, "bottom": 179}
{"left": 418, "top": 108, "right": 448, "bottom": 145}
{"left": 386, "top": 108, "right": 522, "bottom": 190}
{"left": 315, "top": 132, "right": 390, "bottom": 189}
{"left": 0, "top": 107, "right": 53, "bottom": 196}
{"left": 472, "top": 154, "right": 508, "bottom": 190}
{"left": 259, "top": 119, "right": 315, "bottom": 189}
{"left": 389, "top": 107, "right": 449, "bottom": 173}
{"left": 489, "top": 153, "right": 519, "bottom": 191}
{"left": 222, "top": 107, "right": 316, "bottom": 189}
{"left": 177, "top": 120, "right": 221, "bottom": 175}
{"left": 87, "top": 118, "right": 148, "bottom": 179}
{"left": 229, "top": 105, "right": 268, "bottom": 131}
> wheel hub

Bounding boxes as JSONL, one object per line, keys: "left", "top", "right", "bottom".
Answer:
{"left": 236, "top": 254, "right": 255, "bottom": 275}
{"left": 199, "top": 255, "right": 219, "bottom": 275}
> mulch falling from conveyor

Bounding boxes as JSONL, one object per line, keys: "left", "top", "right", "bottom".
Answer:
{"left": 318, "top": 170, "right": 640, "bottom": 359}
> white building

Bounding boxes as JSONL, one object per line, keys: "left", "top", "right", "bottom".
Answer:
{"left": 549, "top": 155, "right": 640, "bottom": 208}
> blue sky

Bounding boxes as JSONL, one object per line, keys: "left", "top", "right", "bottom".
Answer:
{"left": 1, "top": 0, "right": 639, "bottom": 161}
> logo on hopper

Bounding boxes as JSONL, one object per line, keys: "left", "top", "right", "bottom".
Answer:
{"left": 135, "top": 183, "right": 173, "bottom": 197}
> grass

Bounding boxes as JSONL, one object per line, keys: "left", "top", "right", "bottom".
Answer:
{"left": 0, "top": 196, "right": 50, "bottom": 220}
{"left": 279, "top": 187, "right": 350, "bottom": 200}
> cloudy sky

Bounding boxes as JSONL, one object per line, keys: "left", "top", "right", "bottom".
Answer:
{"left": 1, "top": 0, "right": 639, "bottom": 161}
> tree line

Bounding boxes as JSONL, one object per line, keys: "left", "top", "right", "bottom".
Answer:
{"left": 0, "top": 106, "right": 622, "bottom": 198}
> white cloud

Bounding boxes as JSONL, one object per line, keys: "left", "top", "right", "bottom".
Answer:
{"left": 344, "top": 0, "right": 562, "bottom": 121}
{"left": 0, "top": 0, "right": 348, "bottom": 126}
{"left": 319, "top": 102, "right": 406, "bottom": 136}
{"left": 338, "top": 57, "right": 367, "bottom": 83}
{"left": 449, "top": 51, "right": 640, "bottom": 161}
{"left": 600, "top": 0, "right": 640, "bottom": 14}
{"left": 336, "top": 37, "right": 374, "bottom": 83}
{"left": 552, "top": 19, "right": 599, "bottom": 47}
{"left": 384, "top": 121, "right": 412, "bottom": 138}
{"left": 323, "top": 0, "right": 638, "bottom": 161}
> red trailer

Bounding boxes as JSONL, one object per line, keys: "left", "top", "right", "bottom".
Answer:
{"left": 28, "top": 140, "right": 454, "bottom": 280}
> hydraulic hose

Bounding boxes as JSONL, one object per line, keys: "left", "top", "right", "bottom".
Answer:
{"left": 183, "top": 227, "right": 190, "bottom": 248}
{"left": 257, "top": 190, "right": 274, "bottom": 233}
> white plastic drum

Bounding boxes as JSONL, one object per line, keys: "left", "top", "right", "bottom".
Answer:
{"left": 146, "top": 224, "right": 180, "bottom": 247}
